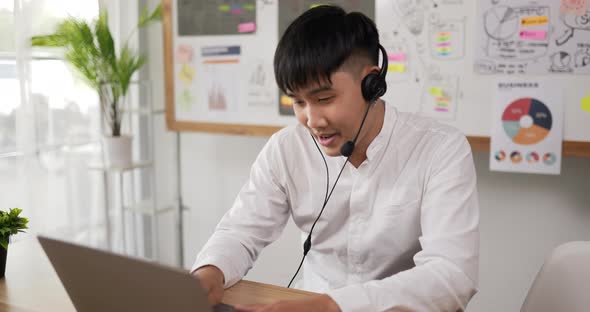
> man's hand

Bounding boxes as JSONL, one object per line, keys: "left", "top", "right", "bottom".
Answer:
{"left": 234, "top": 294, "right": 341, "bottom": 312}
{"left": 191, "top": 265, "right": 225, "bottom": 306}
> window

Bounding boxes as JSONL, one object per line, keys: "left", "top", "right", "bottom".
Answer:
{"left": 0, "top": 0, "right": 102, "bottom": 241}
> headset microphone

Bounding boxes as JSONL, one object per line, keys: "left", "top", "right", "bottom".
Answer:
{"left": 340, "top": 44, "right": 388, "bottom": 157}
{"left": 339, "top": 101, "right": 373, "bottom": 157}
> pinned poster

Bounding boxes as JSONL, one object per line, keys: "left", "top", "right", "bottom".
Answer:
{"left": 490, "top": 80, "right": 564, "bottom": 175}
{"left": 420, "top": 70, "right": 459, "bottom": 120}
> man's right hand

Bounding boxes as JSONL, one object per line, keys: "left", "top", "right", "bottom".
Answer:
{"left": 192, "top": 265, "right": 225, "bottom": 306}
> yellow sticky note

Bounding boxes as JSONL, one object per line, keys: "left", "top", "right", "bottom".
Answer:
{"left": 521, "top": 16, "right": 548, "bottom": 26}
{"left": 581, "top": 94, "right": 590, "bottom": 113}
{"left": 179, "top": 64, "right": 195, "bottom": 85}
{"left": 387, "top": 64, "right": 406, "bottom": 73}
{"left": 429, "top": 87, "right": 444, "bottom": 97}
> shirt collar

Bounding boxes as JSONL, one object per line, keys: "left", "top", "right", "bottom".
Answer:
{"left": 365, "top": 101, "right": 396, "bottom": 163}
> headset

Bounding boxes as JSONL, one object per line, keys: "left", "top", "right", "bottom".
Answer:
{"left": 340, "top": 44, "right": 389, "bottom": 157}
{"left": 287, "top": 43, "right": 388, "bottom": 288}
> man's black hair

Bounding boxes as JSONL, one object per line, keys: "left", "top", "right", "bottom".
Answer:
{"left": 274, "top": 5, "right": 380, "bottom": 95}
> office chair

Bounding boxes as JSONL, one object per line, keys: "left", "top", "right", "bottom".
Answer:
{"left": 521, "top": 241, "right": 590, "bottom": 312}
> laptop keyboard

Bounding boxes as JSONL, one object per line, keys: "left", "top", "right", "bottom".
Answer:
{"left": 213, "top": 303, "right": 236, "bottom": 312}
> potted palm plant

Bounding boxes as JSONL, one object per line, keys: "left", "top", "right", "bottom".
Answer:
{"left": 31, "top": 5, "right": 161, "bottom": 168}
{"left": 0, "top": 208, "right": 29, "bottom": 278}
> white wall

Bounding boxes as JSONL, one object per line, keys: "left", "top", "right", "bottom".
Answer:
{"left": 142, "top": 1, "right": 590, "bottom": 310}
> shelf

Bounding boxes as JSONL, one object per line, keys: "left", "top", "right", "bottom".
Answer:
{"left": 88, "top": 161, "right": 153, "bottom": 172}
{"left": 123, "top": 201, "right": 176, "bottom": 215}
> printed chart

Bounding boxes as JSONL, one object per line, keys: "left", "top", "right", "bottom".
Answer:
{"left": 490, "top": 80, "right": 563, "bottom": 175}
{"left": 501, "top": 98, "right": 552, "bottom": 145}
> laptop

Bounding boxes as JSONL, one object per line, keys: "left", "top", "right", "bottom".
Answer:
{"left": 38, "top": 235, "right": 235, "bottom": 312}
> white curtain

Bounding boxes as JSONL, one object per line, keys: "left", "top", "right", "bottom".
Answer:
{"left": 1, "top": 0, "right": 171, "bottom": 261}
{"left": 3, "top": 0, "right": 106, "bottom": 247}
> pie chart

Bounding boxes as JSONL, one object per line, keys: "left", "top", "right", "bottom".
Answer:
{"left": 502, "top": 98, "right": 552, "bottom": 145}
{"left": 484, "top": 6, "right": 519, "bottom": 40}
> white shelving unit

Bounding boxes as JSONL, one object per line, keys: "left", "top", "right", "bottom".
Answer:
{"left": 91, "top": 81, "right": 179, "bottom": 262}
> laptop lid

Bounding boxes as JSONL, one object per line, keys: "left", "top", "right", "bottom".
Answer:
{"left": 38, "top": 235, "right": 212, "bottom": 312}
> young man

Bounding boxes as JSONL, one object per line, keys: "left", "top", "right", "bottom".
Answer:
{"left": 192, "top": 5, "right": 479, "bottom": 312}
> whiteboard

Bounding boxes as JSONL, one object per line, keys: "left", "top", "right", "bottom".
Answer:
{"left": 163, "top": 0, "right": 590, "bottom": 143}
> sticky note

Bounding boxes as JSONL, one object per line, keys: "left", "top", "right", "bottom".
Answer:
{"left": 218, "top": 5, "right": 230, "bottom": 12}
{"left": 175, "top": 45, "right": 193, "bottom": 64}
{"left": 429, "top": 87, "right": 444, "bottom": 97}
{"left": 436, "top": 47, "right": 452, "bottom": 53}
{"left": 437, "top": 36, "right": 450, "bottom": 42}
{"left": 436, "top": 42, "right": 451, "bottom": 47}
{"left": 387, "top": 64, "right": 406, "bottom": 73}
{"left": 280, "top": 95, "right": 293, "bottom": 106}
{"left": 238, "top": 22, "right": 256, "bottom": 33}
{"left": 581, "top": 94, "right": 590, "bottom": 113}
{"left": 230, "top": 8, "right": 243, "bottom": 15}
{"left": 435, "top": 97, "right": 450, "bottom": 103}
{"left": 178, "top": 64, "right": 195, "bottom": 84}
{"left": 519, "top": 30, "right": 547, "bottom": 40}
{"left": 388, "top": 53, "right": 407, "bottom": 62}
{"left": 561, "top": 0, "right": 589, "bottom": 16}
{"left": 243, "top": 4, "right": 255, "bottom": 11}
{"left": 435, "top": 107, "right": 449, "bottom": 112}
{"left": 437, "top": 32, "right": 451, "bottom": 37}
{"left": 521, "top": 16, "right": 549, "bottom": 26}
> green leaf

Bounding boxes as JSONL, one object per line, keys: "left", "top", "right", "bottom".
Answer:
{"left": 0, "top": 237, "right": 8, "bottom": 250}
{"left": 31, "top": 34, "right": 67, "bottom": 47}
{"left": 0, "top": 208, "right": 28, "bottom": 247}
{"left": 138, "top": 4, "right": 162, "bottom": 28}
{"left": 95, "top": 11, "right": 116, "bottom": 70}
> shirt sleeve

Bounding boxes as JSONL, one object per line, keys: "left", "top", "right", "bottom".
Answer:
{"left": 191, "top": 132, "right": 291, "bottom": 288}
{"left": 327, "top": 131, "right": 480, "bottom": 312}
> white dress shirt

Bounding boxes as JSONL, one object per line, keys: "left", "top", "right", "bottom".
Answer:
{"left": 192, "top": 102, "right": 479, "bottom": 312}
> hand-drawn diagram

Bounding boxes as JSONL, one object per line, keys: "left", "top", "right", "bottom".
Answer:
{"left": 246, "top": 59, "right": 274, "bottom": 108}
{"left": 483, "top": 6, "right": 550, "bottom": 61}
{"left": 574, "top": 47, "right": 590, "bottom": 68}
{"left": 419, "top": 66, "right": 460, "bottom": 120}
{"left": 381, "top": 32, "right": 413, "bottom": 83}
{"left": 549, "top": 51, "right": 573, "bottom": 73}
{"left": 428, "top": 14, "right": 466, "bottom": 60}
{"left": 475, "top": 1, "right": 590, "bottom": 75}
{"left": 392, "top": 0, "right": 429, "bottom": 36}
{"left": 555, "top": 10, "right": 590, "bottom": 46}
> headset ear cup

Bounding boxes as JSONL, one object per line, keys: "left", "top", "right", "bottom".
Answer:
{"left": 362, "top": 72, "right": 386, "bottom": 103}
{"left": 361, "top": 73, "right": 378, "bottom": 102}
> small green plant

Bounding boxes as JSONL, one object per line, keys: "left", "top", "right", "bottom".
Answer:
{"left": 31, "top": 5, "right": 162, "bottom": 137}
{"left": 0, "top": 208, "right": 29, "bottom": 249}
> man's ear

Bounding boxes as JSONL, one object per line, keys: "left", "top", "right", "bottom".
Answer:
{"left": 361, "top": 65, "right": 382, "bottom": 78}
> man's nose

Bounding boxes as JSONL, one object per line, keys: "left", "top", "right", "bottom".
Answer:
{"left": 306, "top": 106, "right": 328, "bottom": 129}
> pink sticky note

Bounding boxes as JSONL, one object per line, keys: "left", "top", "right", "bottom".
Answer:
{"left": 560, "top": 0, "right": 589, "bottom": 16}
{"left": 436, "top": 42, "right": 452, "bottom": 47}
{"left": 435, "top": 107, "right": 449, "bottom": 112}
{"left": 175, "top": 45, "right": 193, "bottom": 63}
{"left": 387, "top": 53, "right": 406, "bottom": 62}
{"left": 519, "top": 30, "right": 547, "bottom": 40}
{"left": 238, "top": 22, "right": 256, "bottom": 33}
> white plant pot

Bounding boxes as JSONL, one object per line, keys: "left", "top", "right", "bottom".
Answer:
{"left": 101, "top": 135, "right": 133, "bottom": 168}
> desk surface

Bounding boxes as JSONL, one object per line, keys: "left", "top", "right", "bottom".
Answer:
{"left": 0, "top": 238, "right": 314, "bottom": 311}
